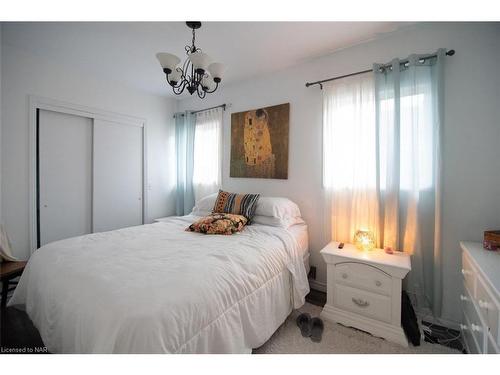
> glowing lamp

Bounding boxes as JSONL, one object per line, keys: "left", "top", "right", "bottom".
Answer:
{"left": 353, "top": 230, "right": 376, "bottom": 251}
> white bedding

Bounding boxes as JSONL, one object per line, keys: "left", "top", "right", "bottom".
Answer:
{"left": 10, "top": 215, "right": 309, "bottom": 353}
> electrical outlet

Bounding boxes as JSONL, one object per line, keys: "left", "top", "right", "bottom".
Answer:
{"left": 309, "top": 266, "right": 317, "bottom": 280}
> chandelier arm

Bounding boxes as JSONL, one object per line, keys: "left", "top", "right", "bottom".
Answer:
{"left": 204, "top": 81, "right": 220, "bottom": 94}
{"left": 197, "top": 85, "right": 206, "bottom": 99}
{"left": 172, "top": 79, "right": 188, "bottom": 95}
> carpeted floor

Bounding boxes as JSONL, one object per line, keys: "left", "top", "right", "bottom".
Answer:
{"left": 254, "top": 303, "right": 461, "bottom": 354}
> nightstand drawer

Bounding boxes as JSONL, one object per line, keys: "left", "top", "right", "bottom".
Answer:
{"left": 334, "top": 283, "right": 391, "bottom": 323}
{"left": 335, "top": 262, "right": 392, "bottom": 296}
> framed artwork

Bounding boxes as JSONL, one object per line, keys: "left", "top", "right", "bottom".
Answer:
{"left": 230, "top": 103, "right": 289, "bottom": 179}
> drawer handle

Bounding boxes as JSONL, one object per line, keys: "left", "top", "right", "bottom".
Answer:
{"left": 460, "top": 294, "right": 469, "bottom": 301}
{"left": 460, "top": 324, "right": 468, "bottom": 331}
{"left": 342, "top": 273, "right": 348, "bottom": 279}
{"left": 471, "top": 324, "right": 482, "bottom": 332}
{"left": 375, "top": 280, "right": 382, "bottom": 287}
{"left": 352, "top": 298, "right": 370, "bottom": 308}
{"left": 461, "top": 269, "right": 471, "bottom": 276}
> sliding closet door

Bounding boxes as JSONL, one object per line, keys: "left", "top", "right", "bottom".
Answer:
{"left": 92, "top": 119, "right": 144, "bottom": 232}
{"left": 38, "top": 109, "right": 93, "bottom": 247}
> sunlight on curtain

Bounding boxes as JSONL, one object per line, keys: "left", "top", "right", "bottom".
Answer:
{"left": 323, "top": 49, "right": 445, "bottom": 316}
{"left": 323, "top": 72, "right": 379, "bottom": 245}
{"left": 193, "top": 108, "right": 223, "bottom": 203}
{"left": 375, "top": 51, "right": 446, "bottom": 316}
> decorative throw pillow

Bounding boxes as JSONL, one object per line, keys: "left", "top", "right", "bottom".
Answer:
{"left": 212, "top": 190, "right": 260, "bottom": 222}
{"left": 186, "top": 213, "right": 248, "bottom": 235}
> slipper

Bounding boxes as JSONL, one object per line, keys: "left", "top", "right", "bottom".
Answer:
{"left": 296, "top": 313, "right": 312, "bottom": 337}
{"left": 310, "top": 317, "right": 324, "bottom": 342}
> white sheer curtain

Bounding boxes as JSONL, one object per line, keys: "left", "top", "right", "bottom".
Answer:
{"left": 192, "top": 107, "right": 223, "bottom": 203}
{"left": 323, "top": 72, "right": 379, "bottom": 245}
{"left": 323, "top": 49, "right": 445, "bottom": 316}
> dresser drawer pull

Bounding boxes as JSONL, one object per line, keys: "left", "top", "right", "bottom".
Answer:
{"left": 342, "top": 273, "right": 348, "bottom": 279}
{"left": 478, "top": 300, "right": 490, "bottom": 309}
{"left": 375, "top": 280, "right": 382, "bottom": 287}
{"left": 471, "top": 324, "right": 482, "bottom": 332}
{"left": 352, "top": 298, "right": 370, "bottom": 308}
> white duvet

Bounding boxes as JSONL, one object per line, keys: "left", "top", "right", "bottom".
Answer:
{"left": 10, "top": 215, "right": 309, "bottom": 353}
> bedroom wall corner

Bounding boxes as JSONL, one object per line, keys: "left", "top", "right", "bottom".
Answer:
{"left": 177, "top": 22, "right": 500, "bottom": 325}
{"left": 0, "top": 37, "right": 178, "bottom": 260}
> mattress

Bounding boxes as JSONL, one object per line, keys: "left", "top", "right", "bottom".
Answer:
{"left": 10, "top": 215, "right": 310, "bottom": 353}
{"left": 287, "top": 223, "right": 309, "bottom": 273}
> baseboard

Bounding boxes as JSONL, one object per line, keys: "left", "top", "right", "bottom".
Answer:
{"left": 321, "top": 304, "right": 409, "bottom": 347}
{"left": 308, "top": 279, "right": 326, "bottom": 293}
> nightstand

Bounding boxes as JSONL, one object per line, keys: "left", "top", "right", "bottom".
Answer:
{"left": 320, "top": 242, "right": 411, "bottom": 346}
{"left": 1, "top": 261, "right": 27, "bottom": 308}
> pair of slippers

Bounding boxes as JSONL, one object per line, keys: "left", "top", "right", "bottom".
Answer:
{"left": 296, "top": 313, "right": 324, "bottom": 342}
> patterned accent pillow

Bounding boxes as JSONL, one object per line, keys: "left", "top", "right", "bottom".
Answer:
{"left": 212, "top": 190, "right": 260, "bottom": 222}
{"left": 186, "top": 213, "right": 248, "bottom": 235}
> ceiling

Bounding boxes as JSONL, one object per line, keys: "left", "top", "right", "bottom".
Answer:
{"left": 2, "top": 22, "right": 412, "bottom": 98}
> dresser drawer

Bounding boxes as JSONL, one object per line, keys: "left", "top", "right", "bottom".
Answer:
{"left": 461, "top": 312, "right": 480, "bottom": 354}
{"left": 476, "top": 275, "right": 500, "bottom": 345}
{"left": 461, "top": 252, "right": 477, "bottom": 298}
{"left": 487, "top": 334, "right": 500, "bottom": 354}
{"left": 335, "top": 262, "right": 392, "bottom": 296}
{"left": 461, "top": 287, "right": 486, "bottom": 352}
{"left": 334, "top": 283, "right": 391, "bottom": 323}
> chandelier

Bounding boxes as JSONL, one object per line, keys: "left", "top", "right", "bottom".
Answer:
{"left": 156, "top": 22, "right": 225, "bottom": 99}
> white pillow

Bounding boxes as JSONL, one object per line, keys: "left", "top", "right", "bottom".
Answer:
{"left": 191, "top": 193, "right": 218, "bottom": 216}
{"left": 191, "top": 194, "right": 304, "bottom": 228}
{"left": 252, "top": 214, "right": 305, "bottom": 228}
{"left": 254, "top": 197, "right": 302, "bottom": 220}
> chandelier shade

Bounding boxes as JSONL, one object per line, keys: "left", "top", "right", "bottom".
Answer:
{"left": 168, "top": 69, "right": 182, "bottom": 86}
{"left": 156, "top": 22, "right": 224, "bottom": 99}
{"left": 208, "top": 62, "right": 225, "bottom": 82}
{"left": 156, "top": 53, "right": 181, "bottom": 73}
{"left": 188, "top": 52, "right": 212, "bottom": 73}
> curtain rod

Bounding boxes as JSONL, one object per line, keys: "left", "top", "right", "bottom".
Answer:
{"left": 305, "top": 49, "right": 455, "bottom": 89}
{"left": 191, "top": 103, "right": 226, "bottom": 115}
{"left": 174, "top": 103, "right": 227, "bottom": 118}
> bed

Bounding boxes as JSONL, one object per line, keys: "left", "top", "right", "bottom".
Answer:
{"left": 9, "top": 203, "right": 310, "bottom": 353}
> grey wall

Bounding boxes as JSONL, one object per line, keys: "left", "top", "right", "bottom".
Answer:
{"left": 178, "top": 22, "right": 500, "bottom": 324}
{"left": 0, "top": 38, "right": 178, "bottom": 261}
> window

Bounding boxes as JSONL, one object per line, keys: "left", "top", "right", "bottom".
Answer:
{"left": 192, "top": 108, "right": 223, "bottom": 202}
{"left": 323, "top": 76, "right": 434, "bottom": 192}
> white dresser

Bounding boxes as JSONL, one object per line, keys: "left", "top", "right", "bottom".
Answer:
{"left": 460, "top": 241, "right": 500, "bottom": 354}
{"left": 321, "top": 242, "right": 411, "bottom": 347}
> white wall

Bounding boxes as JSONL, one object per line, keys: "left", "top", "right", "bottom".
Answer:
{"left": 0, "top": 38, "right": 178, "bottom": 261}
{"left": 179, "top": 22, "right": 500, "bottom": 324}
